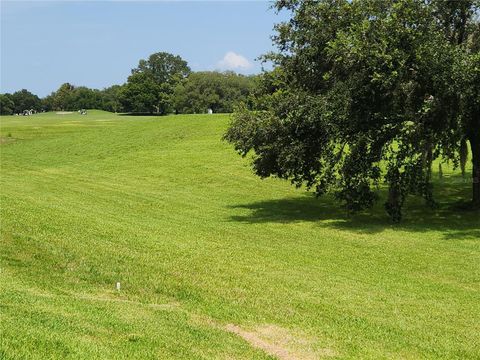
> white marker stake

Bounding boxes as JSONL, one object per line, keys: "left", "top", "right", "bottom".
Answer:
{"left": 116, "top": 282, "right": 121, "bottom": 291}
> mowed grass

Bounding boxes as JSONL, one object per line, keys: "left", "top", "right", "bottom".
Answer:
{"left": 0, "top": 110, "right": 479, "bottom": 359}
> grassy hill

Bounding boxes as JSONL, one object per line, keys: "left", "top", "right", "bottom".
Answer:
{"left": 1, "top": 111, "right": 479, "bottom": 359}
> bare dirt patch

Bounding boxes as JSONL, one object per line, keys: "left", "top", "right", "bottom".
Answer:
{"left": 189, "top": 313, "right": 336, "bottom": 359}
{"left": 0, "top": 136, "right": 16, "bottom": 145}
{"left": 225, "top": 323, "right": 337, "bottom": 359}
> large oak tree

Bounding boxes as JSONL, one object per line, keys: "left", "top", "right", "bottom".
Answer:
{"left": 225, "top": 0, "right": 479, "bottom": 221}
{"left": 121, "top": 52, "right": 190, "bottom": 114}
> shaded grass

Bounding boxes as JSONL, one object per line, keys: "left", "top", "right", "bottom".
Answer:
{"left": 229, "top": 185, "right": 479, "bottom": 239}
{"left": 1, "top": 110, "right": 479, "bottom": 359}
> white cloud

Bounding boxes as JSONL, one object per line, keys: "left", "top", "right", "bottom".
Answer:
{"left": 217, "top": 51, "right": 252, "bottom": 71}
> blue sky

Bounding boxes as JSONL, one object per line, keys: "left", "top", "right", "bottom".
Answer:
{"left": 1, "top": 1, "right": 288, "bottom": 97}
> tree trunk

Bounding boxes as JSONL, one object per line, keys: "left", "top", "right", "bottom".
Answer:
{"left": 423, "top": 140, "right": 433, "bottom": 182}
{"left": 386, "top": 184, "right": 402, "bottom": 222}
{"left": 470, "top": 134, "right": 480, "bottom": 208}
{"left": 460, "top": 137, "right": 469, "bottom": 177}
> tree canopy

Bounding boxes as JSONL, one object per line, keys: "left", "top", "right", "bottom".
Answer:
{"left": 0, "top": 94, "right": 15, "bottom": 115}
{"left": 174, "top": 71, "right": 256, "bottom": 114}
{"left": 42, "top": 83, "right": 105, "bottom": 111}
{"left": 6, "top": 89, "right": 42, "bottom": 113}
{"left": 121, "top": 52, "right": 191, "bottom": 114}
{"left": 225, "top": 0, "right": 480, "bottom": 221}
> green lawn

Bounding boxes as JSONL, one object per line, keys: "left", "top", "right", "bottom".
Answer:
{"left": 1, "top": 110, "right": 479, "bottom": 359}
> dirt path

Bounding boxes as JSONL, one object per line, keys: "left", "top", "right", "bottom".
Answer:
{"left": 225, "top": 323, "right": 337, "bottom": 360}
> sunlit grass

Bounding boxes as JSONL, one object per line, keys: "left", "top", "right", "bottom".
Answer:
{"left": 1, "top": 111, "right": 478, "bottom": 359}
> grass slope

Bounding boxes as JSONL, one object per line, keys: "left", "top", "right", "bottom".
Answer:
{"left": 1, "top": 111, "right": 479, "bottom": 359}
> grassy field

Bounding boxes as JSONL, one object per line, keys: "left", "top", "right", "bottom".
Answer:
{"left": 0, "top": 110, "right": 479, "bottom": 359}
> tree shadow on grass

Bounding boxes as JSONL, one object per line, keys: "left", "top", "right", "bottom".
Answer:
{"left": 228, "top": 179, "right": 479, "bottom": 239}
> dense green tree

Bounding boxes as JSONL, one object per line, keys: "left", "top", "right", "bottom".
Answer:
{"left": 133, "top": 52, "right": 190, "bottom": 84}
{"left": 0, "top": 94, "right": 15, "bottom": 115}
{"left": 10, "top": 89, "right": 42, "bottom": 113}
{"left": 68, "top": 86, "right": 102, "bottom": 109}
{"left": 101, "top": 85, "right": 124, "bottom": 113}
{"left": 120, "top": 72, "right": 166, "bottom": 113}
{"left": 173, "top": 71, "right": 255, "bottom": 114}
{"left": 45, "top": 83, "right": 110, "bottom": 111}
{"left": 430, "top": 0, "right": 480, "bottom": 206}
{"left": 456, "top": 44, "right": 480, "bottom": 206}
{"left": 41, "top": 94, "right": 54, "bottom": 112}
{"left": 122, "top": 52, "right": 190, "bottom": 114}
{"left": 225, "top": 0, "right": 480, "bottom": 221}
{"left": 51, "top": 83, "right": 76, "bottom": 110}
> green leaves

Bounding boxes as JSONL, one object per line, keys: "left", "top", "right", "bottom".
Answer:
{"left": 173, "top": 72, "right": 255, "bottom": 114}
{"left": 226, "top": 0, "right": 480, "bottom": 220}
{"left": 121, "top": 52, "right": 190, "bottom": 114}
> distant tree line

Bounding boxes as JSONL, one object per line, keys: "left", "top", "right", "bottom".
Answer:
{"left": 0, "top": 90, "right": 42, "bottom": 115}
{"left": 0, "top": 51, "right": 257, "bottom": 115}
